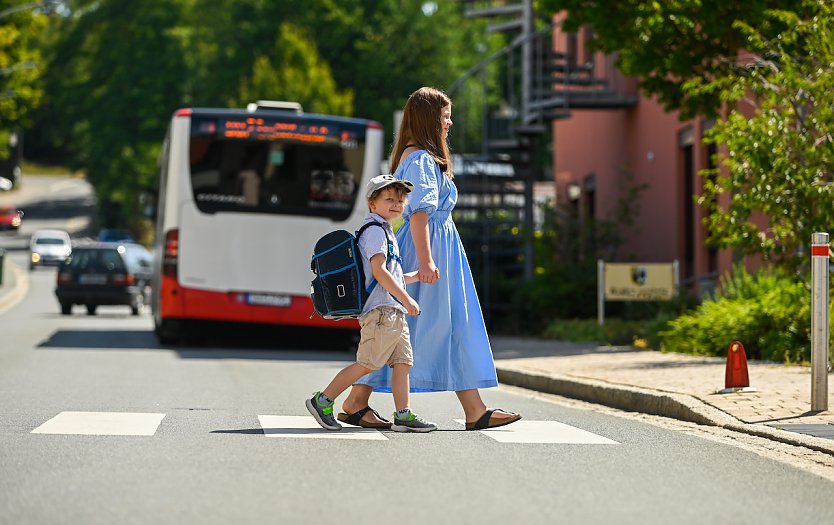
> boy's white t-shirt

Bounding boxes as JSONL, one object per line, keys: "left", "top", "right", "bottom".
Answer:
{"left": 357, "top": 212, "right": 407, "bottom": 316}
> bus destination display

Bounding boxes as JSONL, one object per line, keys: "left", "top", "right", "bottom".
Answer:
{"left": 221, "top": 117, "right": 337, "bottom": 144}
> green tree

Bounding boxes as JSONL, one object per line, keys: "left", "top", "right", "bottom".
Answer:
{"left": 0, "top": 0, "right": 46, "bottom": 158}
{"left": 538, "top": 0, "right": 804, "bottom": 118}
{"left": 697, "top": 0, "right": 834, "bottom": 273}
{"left": 42, "top": 0, "right": 190, "bottom": 225}
{"left": 235, "top": 23, "right": 353, "bottom": 116}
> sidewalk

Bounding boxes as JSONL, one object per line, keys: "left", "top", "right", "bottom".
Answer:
{"left": 492, "top": 337, "right": 834, "bottom": 456}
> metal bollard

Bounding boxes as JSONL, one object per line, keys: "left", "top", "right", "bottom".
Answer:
{"left": 811, "top": 232, "right": 829, "bottom": 411}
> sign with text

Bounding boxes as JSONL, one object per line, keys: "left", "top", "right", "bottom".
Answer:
{"left": 603, "top": 263, "right": 677, "bottom": 301}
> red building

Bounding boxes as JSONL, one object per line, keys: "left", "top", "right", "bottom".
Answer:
{"left": 551, "top": 26, "right": 734, "bottom": 296}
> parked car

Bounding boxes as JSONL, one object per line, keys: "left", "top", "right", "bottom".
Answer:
{"left": 30, "top": 229, "right": 72, "bottom": 270}
{"left": 97, "top": 229, "right": 135, "bottom": 243}
{"left": 0, "top": 207, "right": 23, "bottom": 231}
{"left": 55, "top": 242, "right": 153, "bottom": 316}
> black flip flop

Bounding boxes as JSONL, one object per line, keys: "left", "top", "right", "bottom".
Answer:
{"left": 337, "top": 406, "right": 392, "bottom": 429}
{"left": 466, "top": 409, "right": 522, "bottom": 430}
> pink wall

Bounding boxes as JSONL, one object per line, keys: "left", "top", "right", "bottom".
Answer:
{"left": 554, "top": 95, "right": 726, "bottom": 288}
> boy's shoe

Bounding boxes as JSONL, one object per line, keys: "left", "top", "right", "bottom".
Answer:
{"left": 391, "top": 411, "right": 437, "bottom": 433}
{"left": 306, "top": 392, "right": 342, "bottom": 431}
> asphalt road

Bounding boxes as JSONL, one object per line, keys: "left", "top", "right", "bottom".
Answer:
{"left": 1, "top": 176, "right": 833, "bottom": 524}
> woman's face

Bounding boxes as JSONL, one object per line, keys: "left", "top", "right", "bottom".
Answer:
{"left": 440, "top": 104, "right": 452, "bottom": 139}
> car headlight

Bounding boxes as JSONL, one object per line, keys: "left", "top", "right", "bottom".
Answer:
{"left": 31, "top": 253, "right": 40, "bottom": 263}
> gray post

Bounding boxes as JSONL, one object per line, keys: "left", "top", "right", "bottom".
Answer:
{"left": 811, "top": 232, "right": 829, "bottom": 411}
{"left": 597, "top": 259, "right": 604, "bottom": 326}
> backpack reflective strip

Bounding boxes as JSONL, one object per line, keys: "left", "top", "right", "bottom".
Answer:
{"left": 312, "top": 237, "right": 354, "bottom": 259}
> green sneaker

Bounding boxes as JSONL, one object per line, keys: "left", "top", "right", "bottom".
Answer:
{"left": 306, "top": 392, "right": 341, "bottom": 431}
{"left": 391, "top": 411, "right": 437, "bottom": 433}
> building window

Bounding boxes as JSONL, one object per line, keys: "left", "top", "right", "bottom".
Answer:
{"left": 584, "top": 174, "right": 596, "bottom": 222}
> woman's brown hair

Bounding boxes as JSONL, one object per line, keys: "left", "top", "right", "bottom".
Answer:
{"left": 389, "top": 86, "right": 453, "bottom": 178}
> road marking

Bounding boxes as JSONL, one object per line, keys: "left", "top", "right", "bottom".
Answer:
{"left": 258, "top": 415, "right": 389, "bottom": 440}
{"left": 453, "top": 420, "right": 619, "bottom": 444}
{"left": 31, "top": 411, "right": 166, "bottom": 436}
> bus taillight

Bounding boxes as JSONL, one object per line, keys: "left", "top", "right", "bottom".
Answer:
{"left": 163, "top": 229, "right": 179, "bottom": 277}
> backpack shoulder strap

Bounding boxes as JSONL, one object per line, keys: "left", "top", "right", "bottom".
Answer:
{"left": 355, "top": 221, "right": 402, "bottom": 302}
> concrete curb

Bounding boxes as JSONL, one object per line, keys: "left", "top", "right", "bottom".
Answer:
{"left": 497, "top": 366, "right": 834, "bottom": 457}
{"left": 0, "top": 258, "right": 28, "bottom": 315}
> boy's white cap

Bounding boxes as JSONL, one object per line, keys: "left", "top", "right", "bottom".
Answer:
{"left": 366, "top": 174, "right": 414, "bottom": 199}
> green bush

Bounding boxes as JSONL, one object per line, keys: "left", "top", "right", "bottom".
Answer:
{"left": 659, "top": 266, "right": 811, "bottom": 363}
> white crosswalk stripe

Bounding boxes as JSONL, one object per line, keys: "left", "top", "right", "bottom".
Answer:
{"left": 31, "top": 411, "right": 166, "bottom": 436}
{"left": 258, "top": 415, "right": 389, "bottom": 440}
{"left": 453, "top": 420, "right": 619, "bottom": 444}
{"left": 27, "top": 413, "right": 618, "bottom": 444}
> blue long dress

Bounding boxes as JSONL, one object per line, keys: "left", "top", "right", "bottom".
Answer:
{"left": 356, "top": 151, "right": 499, "bottom": 392}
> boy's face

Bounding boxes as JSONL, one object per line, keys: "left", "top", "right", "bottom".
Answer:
{"left": 368, "top": 187, "right": 405, "bottom": 222}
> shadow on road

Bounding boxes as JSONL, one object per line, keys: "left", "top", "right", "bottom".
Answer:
{"left": 37, "top": 327, "right": 355, "bottom": 361}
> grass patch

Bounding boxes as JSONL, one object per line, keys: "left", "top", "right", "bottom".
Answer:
{"left": 21, "top": 159, "right": 83, "bottom": 177}
{"left": 543, "top": 318, "right": 647, "bottom": 346}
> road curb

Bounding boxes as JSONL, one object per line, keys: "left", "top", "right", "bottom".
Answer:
{"left": 0, "top": 258, "right": 28, "bottom": 314}
{"left": 497, "top": 365, "right": 834, "bottom": 457}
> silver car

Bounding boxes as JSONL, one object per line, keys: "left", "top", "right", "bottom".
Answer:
{"left": 30, "top": 229, "right": 72, "bottom": 270}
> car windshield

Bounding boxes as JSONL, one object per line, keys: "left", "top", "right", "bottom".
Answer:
{"left": 36, "top": 238, "right": 66, "bottom": 245}
{"left": 64, "top": 249, "right": 126, "bottom": 273}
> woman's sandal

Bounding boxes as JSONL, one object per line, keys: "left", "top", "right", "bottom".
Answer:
{"left": 465, "top": 409, "right": 522, "bottom": 431}
{"left": 336, "top": 406, "right": 392, "bottom": 429}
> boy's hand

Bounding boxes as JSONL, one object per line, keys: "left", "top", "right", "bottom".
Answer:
{"left": 404, "top": 296, "right": 420, "bottom": 316}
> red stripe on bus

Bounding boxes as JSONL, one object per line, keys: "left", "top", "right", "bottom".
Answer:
{"left": 159, "top": 280, "right": 357, "bottom": 329}
{"left": 811, "top": 245, "right": 830, "bottom": 257}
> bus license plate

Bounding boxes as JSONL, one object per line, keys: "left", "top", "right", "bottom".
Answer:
{"left": 246, "top": 293, "right": 291, "bottom": 307}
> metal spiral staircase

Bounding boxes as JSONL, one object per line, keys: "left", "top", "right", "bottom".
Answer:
{"left": 449, "top": 0, "right": 637, "bottom": 327}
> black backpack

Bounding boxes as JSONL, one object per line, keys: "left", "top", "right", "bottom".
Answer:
{"left": 310, "top": 221, "right": 396, "bottom": 320}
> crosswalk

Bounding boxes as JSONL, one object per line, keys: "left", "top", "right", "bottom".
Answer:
{"left": 29, "top": 411, "right": 620, "bottom": 444}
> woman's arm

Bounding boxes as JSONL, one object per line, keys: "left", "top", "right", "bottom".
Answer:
{"left": 410, "top": 211, "right": 439, "bottom": 284}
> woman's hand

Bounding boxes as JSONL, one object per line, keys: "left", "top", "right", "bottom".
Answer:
{"left": 418, "top": 260, "right": 440, "bottom": 284}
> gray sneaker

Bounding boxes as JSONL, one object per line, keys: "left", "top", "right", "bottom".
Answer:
{"left": 306, "top": 392, "right": 342, "bottom": 431}
{"left": 391, "top": 411, "right": 437, "bottom": 433}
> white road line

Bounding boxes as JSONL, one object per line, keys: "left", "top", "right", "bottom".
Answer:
{"left": 258, "top": 415, "right": 389, "bottom": 441}
{"left": 453, "top": 420, "right": 620, "bottom": 444}
{"left": 31, "top": 411, "right": 166, "bottom": 436}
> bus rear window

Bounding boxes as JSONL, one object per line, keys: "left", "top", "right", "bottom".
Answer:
{"left": 188, "top": 116, "right": 366, "bottom": 219}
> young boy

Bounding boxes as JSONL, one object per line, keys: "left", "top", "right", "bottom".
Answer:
{"left": 306, "top": 174, "right": 437, "bottom": 432}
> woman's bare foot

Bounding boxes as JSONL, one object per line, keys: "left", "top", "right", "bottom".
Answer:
{"left": 341, "top": 384, "right": 389, "bottom": 426}
{"left": 340, "top": 401, "right": 390, "bottom": 425}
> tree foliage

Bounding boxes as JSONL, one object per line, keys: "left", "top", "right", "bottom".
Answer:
{"left": 25, "top": 0, "right": 495, "bottom": 227}
{"left": 538, "top": 0, "right": 804, "bottom": 118}
{"left": 235, "top": 23, "right": 353, "bottom": 116}
{"left": 42, "top": 0, "right": 189, "bottom": 223}
{"left": 697, "top": 0, "right": 834, "bottom": 273}
{"left": 0, "top": 0, "right": 46, "bottom": 158}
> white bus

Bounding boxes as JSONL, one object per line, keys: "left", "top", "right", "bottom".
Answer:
{"left": 151, "top": 101, "right": 383, "bottom": 344}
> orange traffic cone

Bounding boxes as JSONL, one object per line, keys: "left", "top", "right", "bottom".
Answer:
{"left": 719, "top": 341, "right": 756, "bottom": 393}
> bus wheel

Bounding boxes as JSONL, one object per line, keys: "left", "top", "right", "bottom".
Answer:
{"left": 155, "top": 319, "right": 181, "bottom": 345}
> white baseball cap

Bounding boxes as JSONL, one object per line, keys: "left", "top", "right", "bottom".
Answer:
{"left": 365, "top": 174, "right": 414, "bottom": 199}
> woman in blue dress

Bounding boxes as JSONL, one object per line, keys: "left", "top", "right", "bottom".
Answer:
{"left": 337, "top": 87, "right": 522, "bottom": 431}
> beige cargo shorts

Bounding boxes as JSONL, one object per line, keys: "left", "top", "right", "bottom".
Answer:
{"left": 356, "top": 306, "right": 413, "bottom": 371}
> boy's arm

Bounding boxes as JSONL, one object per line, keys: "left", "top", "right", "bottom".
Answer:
{"left": 403, "top": 270, "right": 419, "bottom": 285}
{"left": 369, "top": 254, "right": 420, "bottom": 316}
